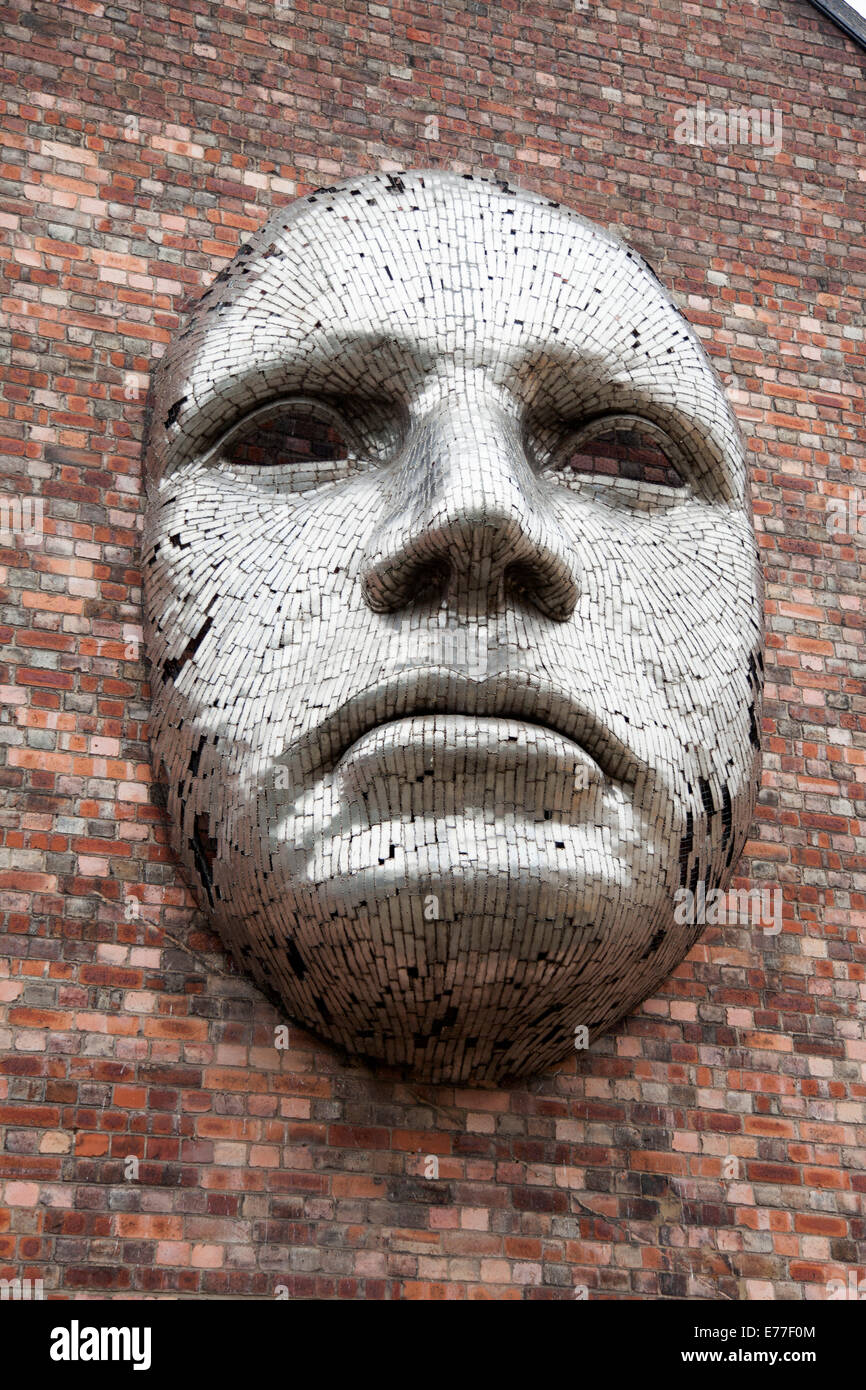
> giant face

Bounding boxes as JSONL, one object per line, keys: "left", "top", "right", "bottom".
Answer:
{"left": 142, "top": 171, "right": 763, "bottom": 1084}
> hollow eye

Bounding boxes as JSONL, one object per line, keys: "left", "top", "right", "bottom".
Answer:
{"left": 552, "top": 416, "right": 686, "bottom": 492}
{"left": 214, "top": 399, "right": 359, "bottom": 490}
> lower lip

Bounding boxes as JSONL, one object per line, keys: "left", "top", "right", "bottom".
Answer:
{"left": 335, "top": 714, "right": 603, "bottom": 794}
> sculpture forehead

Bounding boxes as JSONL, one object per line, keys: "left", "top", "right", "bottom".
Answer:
{"left": 146, "top": 171, "right": 742, "bottom": 488}
{"left": 190, "top": 172, "right": 684, "bottom": 351}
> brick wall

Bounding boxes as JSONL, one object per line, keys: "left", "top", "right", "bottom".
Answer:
{"left": 1, "top": 0, "right": 864, "bottom": 1299}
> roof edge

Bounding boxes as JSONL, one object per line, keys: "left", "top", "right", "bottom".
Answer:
{"left": 808, "top": 0, "right": 866, "bottom": 51}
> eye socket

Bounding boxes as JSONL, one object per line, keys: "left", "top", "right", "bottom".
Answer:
{"left": 550, "top": 416, "right": 686, "bottom": 492}
{"left": 208, "top": 398, "right": 364, "bottom": 490}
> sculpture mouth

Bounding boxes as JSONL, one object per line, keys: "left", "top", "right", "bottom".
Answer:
{"left": 281, "top": 668, "right": 643, "bottom": 786}
{"left": 334, "top": 714, "right": 607, "bottom": 800}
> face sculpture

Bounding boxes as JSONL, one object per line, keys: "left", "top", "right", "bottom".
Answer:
{"left": 143, "top": 171, "right": 763, "bottom": 1084}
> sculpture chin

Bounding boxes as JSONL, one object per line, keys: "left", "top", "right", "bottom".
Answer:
{"left": 189, "top": 729, "right": 687, "bottom": 1084}
{"left": 209, "top": 866, "right": 692, "bottom": 1085}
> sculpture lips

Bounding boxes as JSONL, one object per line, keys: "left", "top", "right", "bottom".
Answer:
{"left": 335, "top": 714, "right": 606, "bottom": 795}
{"left": 284, "top": 669, "right": 642, "bottom": 785}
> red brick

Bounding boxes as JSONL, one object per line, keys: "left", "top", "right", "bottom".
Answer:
{"left": 0, "top": 0, "right": 862, "bottom": 1306}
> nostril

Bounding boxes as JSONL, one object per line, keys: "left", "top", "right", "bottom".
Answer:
{"left": 504, "top": 562, "right": 537, "bottom": 603}
{"left": 363, "top": 536, "right": 578, "bottom": 620}
{"left": 504, "top": 560, "right": 578, "bottom": 622}
{"left": 363, "top": 554, "right": 450, "bottom": 612}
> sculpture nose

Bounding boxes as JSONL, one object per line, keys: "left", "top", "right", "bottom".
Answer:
{"left": 360, "top": 398, "right": 578, "bottom": 621}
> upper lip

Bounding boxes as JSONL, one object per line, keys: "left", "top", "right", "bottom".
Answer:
{"left": 280, "top": 668, "right": 642, "bottom": 784}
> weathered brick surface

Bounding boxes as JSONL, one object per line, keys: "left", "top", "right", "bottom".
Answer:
{"left": 0, "top": 0, "right": 864, "bottom": 1299}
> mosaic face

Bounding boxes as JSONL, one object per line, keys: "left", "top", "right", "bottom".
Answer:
{"left": 142, "top": 171, "right": 763, "bottom": 1083}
